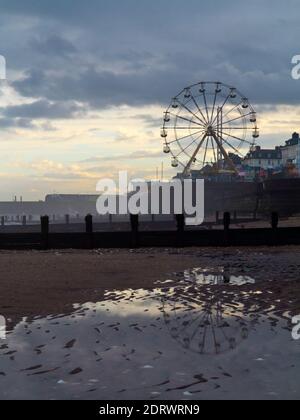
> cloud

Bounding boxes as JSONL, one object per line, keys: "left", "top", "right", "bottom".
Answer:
{"left": 1, "top": 99, "right": 85, "bottom": 120}
{"left": 82, "top": 150, "right": 163, "bottom": 164}
{"left": 30, "top": 35, "right": 77, "bottom": 57}
{"left": 0, "top": 99, "right": 86, "bottom": 129}
{"left": 135, "top": 114, "right": 162, "bottom": 128}
{"left": 113, "top": 132, "right": 136, "bottom": 143}
{"left": 0, "top": 0, "right": 299, "bottom": 199}
{"left": 12, "top": 67, "right": 170, "bottom": 108}
{"left": 26, "top": 159, "right": 101, "bottom": 181}
{"left": 0, "top": 117, "right": 35, "bottom": 129}
{"left": 10, "top": 57, "right": 300, "bottom": 111}
{"left": 0, "top": 0, "right": 298, "bottom": 110}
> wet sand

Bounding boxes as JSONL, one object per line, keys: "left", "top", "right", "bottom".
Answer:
{"left": 1, "top": 246, "right": 300, "bottom": 400}
{"left": 1, "top": 246, "right": 300, "bottom": 322}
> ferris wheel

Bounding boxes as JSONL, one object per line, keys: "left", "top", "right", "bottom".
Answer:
{"left": 161, "top": 81, "right": 259, "bottom": 175}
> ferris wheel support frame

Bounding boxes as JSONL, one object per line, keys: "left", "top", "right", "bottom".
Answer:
{"left": 183, "top": 131, "right": 237, "bottom": 176}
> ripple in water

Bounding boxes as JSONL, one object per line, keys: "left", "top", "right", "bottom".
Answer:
{"left": 0, "top": 268, "right": 299, "bottom": 400}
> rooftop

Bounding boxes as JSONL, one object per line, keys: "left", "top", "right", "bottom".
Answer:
{"left": 283, "top": 132, "right": 300, "bottom": 147}
{"left": 245, "top": 146, "right": 282, "bottom": 160}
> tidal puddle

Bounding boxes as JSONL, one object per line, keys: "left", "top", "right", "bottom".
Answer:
{"left": 0, "top": 268, "right": 300, "bottom": 400}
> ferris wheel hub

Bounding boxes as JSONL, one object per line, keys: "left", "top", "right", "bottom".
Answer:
{"left": 206, "top": 126, "right": 214, "bottom": 135}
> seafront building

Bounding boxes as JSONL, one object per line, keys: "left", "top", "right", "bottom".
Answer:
{"left": 281, "top": 132, "right": 300, "bottom": 169}
{"left": 243, "top": 146, "right": 282, "bottom": 171}
{"left": 243, "top": 132, "right": 300, "bottom": 177}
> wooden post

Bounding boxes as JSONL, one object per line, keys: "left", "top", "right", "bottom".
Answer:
{"left": 270, "top": 212, "right": 279, "bottom": 246}
{"left": 176, "top": 214, "right": 185, "bottom": 233}
{"left": 85, "top": 214, "right": 93, "bottom": 234}
{"left": 22, "top": 215, "right": 27, "bottom": 226}
{"left": 65, "top": 214, "right": 70, "bottom": 225}
{"left": 176, "top": 214, "right": 185, "bottom": 247}
{"left": 130, "top": 214, "right": 139, "bottom": 248}
{"left": 223, "top": 212, "right": 231, "bottom": 246}
{"left": 233, "top": 211, "right": 237, "bottom": 224}
{"left": 271, "top": 212, "right": 279, "bottom": 229}
{"left": 216, "top": 211, "right": 219, "bottom": 225}
{"left": 1, "top": 216, "right": 4, "bottom": 227}
{"left": 85, "top": 214, "right": 94, "bottom": 249}
{"left": 41, "top": 216, "right": 49, "bottom": 249}
{"left": 223, "top": 212, "right": 231, "bottom": 230}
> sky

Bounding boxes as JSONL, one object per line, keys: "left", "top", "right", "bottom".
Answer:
{"left": 0, "top": 0, "right": 299, "bottom": 201}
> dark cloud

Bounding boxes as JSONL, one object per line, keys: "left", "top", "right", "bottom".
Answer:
{"left": 0, "top": 99, "right": 85, "bottom": 130}
{"left": 30, "top": 35, "right": 77, "bottom": 57}
{"left": 1, "top": 99, "right": 85, "bottom": 120}
{"left": 0, "top": 117, "right": 35, "bottom": 129}
{"left": 12, "top": 62, "right": 300, "bottom": 110}
{"left": 1, "top": 0, "right": 300, "bottom": 114}
{"left": 12, "top": 67, "right": 173, "bottom": 108}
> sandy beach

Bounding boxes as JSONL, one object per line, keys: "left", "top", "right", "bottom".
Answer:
{"left": 1, "top": 246, "right": 300, "bottom": 323}
{"left": 1, "top": 246, "right": 300, "bottom": 400}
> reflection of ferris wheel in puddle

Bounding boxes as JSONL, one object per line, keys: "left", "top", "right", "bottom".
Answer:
{"left": 161, "top": 286, "right": 255, "bottom": 356}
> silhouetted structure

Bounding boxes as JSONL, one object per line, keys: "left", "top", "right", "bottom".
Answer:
{"left": 0, "top": 211, "right": 299, "bottom": 249}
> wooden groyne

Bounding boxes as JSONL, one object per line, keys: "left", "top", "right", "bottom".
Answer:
{"left": 0, "top": 212, "right": 299, "bottom": 250}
